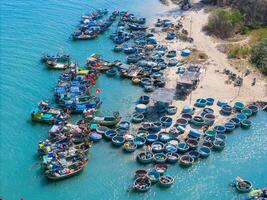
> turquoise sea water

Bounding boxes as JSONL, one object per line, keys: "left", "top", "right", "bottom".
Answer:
{"left": 0, "top": 1, "right": 266, "bottom": 199}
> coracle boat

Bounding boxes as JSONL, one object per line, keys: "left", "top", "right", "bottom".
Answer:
{"left": 236, "top": 113, "right": 247, "bottom": 121}
{"left": 131, "top": 113, "right": 144, "bottom": 123}
{"left": 147, "top": 169, "right": 160, "bottom": 184}
{"left": 133, "top": 177, "right": 151, "bottom": 192}
{"left": 160, "top": 116, "right": 173, "bottom": 128}
{"left": 132, "top": 77, "right": 141, "bottom": 85}
{"left": 240, "top": 119, "right": 252, "bottom": 129}
{"left": 118, "top": 121, "right": 131, "bottom": 130}
{"left": 146, "top": 134, "right": 158, "bottom": 143}
{"left": 179, "top": 155, "right": 194, "bottom": 167}
{"left": 224, "top": 122, "right": 235, "bottom": 133}
{"left": 103, "top": 129, "right": 117, "bottom": 141}
{"left": 112, "top": 135, "right": 125, "bottom": 147}
{"left": 229, "top": 117, "right": 241, "bottom": 128}
{"left": 85, "top": 112, "right": 121, "bottom": 127}
{"left": 213, "top": 125, "right": 226, "bottom": 134}
{"left": 195, "top": 98, "right": 207, "bottom": 108}
{"left": 153, "top": 153, "right": 167, "bottom": 164}
{"left": 241, "top": 108, "right": 253, "bottom": 118}
{"left": 138, "top": 95, "right": 150, "bottom": 105}
{"left": 177, "top": 142, "right": 190, "bottom": 153}
{"left": 191, "top": 116, "right": 204, "bottom": 126}
{"left": 150, "top": 122, "right": 162, "bottom": 132}
{"left": 128, "top": 23, "right": 147, "bottom": 31}
{"left": 188, "top": 150, "right": 200, "bottom": 161}
{"left": 176, "top": 118, "right": 188, "bottom": 128}
{"left": 155, "top": 163, "right": 168, "bottom": 174}
{"left": 234, "top": 101, "right": 245, "bottom": 112}
{"left": 221, "top": 105, "right": 233, "bottom": 115}
{"left": 167, "top": 106, "right": 177, "bottom": 115}
{"left": 123, "top": 141, "right": 137, "bottom": 153}
{"left": 151, "top": 141, "right": 164, "bottom": 153}
{"left": 106, "top": 68, "right": 117, "bottom": 77}
{"left": 158, "top": 132, "right": 172, "bottom": 143}
{"left": 45, "top": 157, "right": 88, "bottom": 180}
{"left": 206, "top": 97, "right": 215, "bottom": 106}
{"left": 199, "top": 146, "right": 211, "bottom": 158}
{"left": 247, "top": 105, "right": 259, "bottom": 115}
{"left": 166, "top": 152, "right": 179, "bottom": 164}
{"left": 186, "top": 138, "right": 199, "bottom": 150}
{"left": 134, "top": 137, "right": 146, "bottom": 148}
{"left": 164, "top": 143, "right": 177, "bottom": 153}
{"left": 136, "top": 151, "right": 153, "bottom": 164}
{"left": 234, "top": 177, "right": 253, "bottom": 193}
{"left": 88, "top": 132, "right": 102, "bottom": 142}
{"left": 212, "top": 139, "right": 225, "bottom": 151}
{"left": 134, "top": 169, "right": 147, "bottom": 178}
{"left": 159, "top": 175, "right": 174, "bottom": 188}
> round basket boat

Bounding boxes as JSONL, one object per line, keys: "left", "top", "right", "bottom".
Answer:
{"left": 229, "top": 117, "right": 241, "bottom": 128}
{"left": 164, "top": 143, "right": 177, "bottom": 153}
{"left": 199, "top": 146, "right": 211, "bottom": 158}
{"left": 206, "top": 98, "right": 215, "bottom": 106}
{"left": 234, "top": 101, "right": 245, "bottom": 112}
{"left": 133, "top": 177, "right": 151, "bottom": 193}
{"left": 247, "top": 105, "right": 259, "bottom": 115}
{"left": 159, "top": 175, "right": 174, "bottom": 188}
{"left": 191, "top": 116, "right": 204, "bottom": 127}
{"left": 104, "top": 129, "right": 117, "bottom": 141}
{"left": 179, "top": 155, "right": 194, "bottom": 167}
{"left": 146, "top": 134, "right": 158, "bottom": 143}
{"left": 224, "top": 122, "right": 235, "bottom": 133}
{"left": 134, "top": 136, "right": 146, "bottom": 148}
{"left": 195, "top": 98, "right": 207, "bottom": 108}
{"left": 123, "top": 141, "right": 137, "bottom": 153}
{"left": 112, "top": 135, "right": 125, "bottom": 147}
{"left": 236, "top": 113, "right": 247, "bottom": 121}
{"left": 153, "top": 153, "right": 167, "bottom": 164}
{"left": 241, "top": 108, "right": 252, "bottom": 118}
{"left": 176, "top": 118, "right": 188, "bottom": 128}
{"left": 147, "top": 169, "right": 160, "bottom": 184}
{"left": 151, "top": 141, "right": 164, "bottom": 153}
{"left": 213, "top": 125, "right": 226, "bottom": 134}
{"left": 166, "top": 152, "right": 180, "bottom": 164}
{"left": 235, "top": 180, "right": 253, "bottom": 193}
{"left": 136, "top": 151, "right": 153, "bottom": 164}
{"left": 177, "top": 142, "right": 190, "bottom": 153}
{"left": 240, "top": 119, "right": 252, "bottom": 129}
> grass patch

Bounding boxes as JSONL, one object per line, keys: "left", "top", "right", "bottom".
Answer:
{"left": 228, "top": 45, "right": 250, "bottom": 59}
{"left": 248, "top": 27, "right": 267, "bottom": 44}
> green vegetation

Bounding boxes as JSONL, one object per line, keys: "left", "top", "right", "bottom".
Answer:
{"left": 250, "top": 38, "right": 267, "bottom": 75}
{"left": 249, "top": 27, "right": 267, "bottom": 44}
{"left": 228, "top": 46, "right": 250, "bottom": 59}
{"left": 205, "top": 8, "right": 243, "bottom": 38}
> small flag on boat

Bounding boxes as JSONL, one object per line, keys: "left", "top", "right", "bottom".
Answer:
{"left": 95, "top": 88, "right": 101, "bottom": 94}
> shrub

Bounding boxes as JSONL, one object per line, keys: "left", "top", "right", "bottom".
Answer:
{"left": 206, "top": 8, "right": 243, "bottom": 38}
{"left": 250, "top": 38, "right": 267, "bottom": 75}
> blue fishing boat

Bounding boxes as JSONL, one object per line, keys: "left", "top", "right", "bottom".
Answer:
{"left": 164, "top": 143, "right": 177, "bottom": 153}
{"left": 153, "top": 153, "right": 167, "bottom": 164}
{"left": 152, "top": 141, "right": 164, "bottom": 153}
{"left": 150, "top": 122, "right": 162, "bottom": 132}
{"left": 213, "top": 125, "right": 226, "bottom": 134}
{"left": 168, "top": 58, "right": 178, "bottom": 66}
{"left": 155, "top": 163, "right": 168, "bottom": 174}
{"left": 112, "top": 135, "right": 125, "bottom": 147}
{"left": 181, "top": 49, "right": 191, "bottom": 56}
{"left": 229, "top": 117, "right": 241, "bottom": 127}
{"left": 96, "top": 126, "right": 109, "bottom": 134}
{"left": 167, "top": 106, "right": 177, "bottom": 115}
{"left": 181, "top": 113, "right": 193, "bottom": 122}
{"left": 136, "top": 152, "right": 153, "bottom": 164}
{"left": 106, "top": 68, "right": 117, "bottom": 77}
{"left": 182, "top": 105, "right": 195, "bottom": 114}
{"left": 146, "top": 134, "right": 158, "bottom": 143}
{"left": 201, "top": 107, "right": 215, "bottom": 116}
{"left": 118, "top": 121, "right": 131, "bottom": 130}
{"left": 216, "top": 134, "right": 227, "bottom": 141}
{"left": 234, "top": 101, "right": 245, "bottom": 112}
{"left": 88, "top": 132, "right": 102, "bottom": 142}
{"left": 103, "top": 129, "right": 117, "bottom": 141}
{"left": 159, "top": 132, "right": 172, "bottom": 143}
{"left": 204, "top": 130, "right": 216, "bottom": 138}
{"left": 191, "top": 116, "right": 204, "bottom": 126}
{"left": 236, "top": 113, "right": 247, "bottom": 121}
{"left": 195, "top": 98, "right": 207, "bottom": 108}
{"left": 133, "top": 177, "right": 151, "bottom": 193}
{"left": 144, "top": 85, "right": 155, "bottom": 93}
{"left": 41, "top": 53, "right": 70, "bottom": 63}
{"left": 234, "top": 177, "right": 253, "bottom": 193}
{"left": 212, "top": 139, "right": 225, "bottom": 151}
{"left": 131, "top": 112, "right": 144, "bottom": 123}
{"left": 176, "top": 118, "right": 188, "bottom": 128}
{"left": 160, "top": 116, "right": 173, "bottom": 128}
{"left": 188, "top": 150, "right": 200, "bottom": 161}
{"left": 166, "top": 32, "right": 176, "bottom": 40}
{"left": 136, "top": 130, "right": 149, "bottom": 138}
{"left": 177, "top": 142, "right": 190, "bottom": 153}
{"left": 217, "top": 100, "right": 228, "bottom": 107}
{"left": 199, "top": 146, "right": 211, "bottom": 158}
{"left": 203, "top": 113, "right": 215, "bottom": 126}
{"left": 241, "top": 108, "right": 253, "bottom": 118}
{"left": 224, "top": 122, "right": 235, "bottom": 133}
{"left": 123, "top": 141, "right": 137, "bottom": 153}
{"left": 167, "top": 50, "right": 177, "bottom": 58}
{"left": 113, "top": 45, "right": 123, "bottom": 52}
{"left": 179, "top": 155, "right": 194, "bottom": 167}
{"left": 134, "top": 137, "right": 146, "bottom": 148}
{"left": 128, "top": 23, "right": 147, "bottom": 31}
{"left": 186, "top": 138, "right": 199, "bottom": 150}
{"left": 240, "top": 119, "right": 252, "bottom": 129}
{"left": 159, "top": 175, "right": 174, "bottom": 188}
{"left": 147, "top": 169, "right": 160, "bottom": 184}
{"left": 138, "top": 95, "right": 150, "bottom": 105}
{"left": 166, "top": 152, "right": 180, "bottom": 164}
{"left": 123, "top": 46, "right": 137, "bottom": 54}
{"left": 140, "top": 78, "right": 152, "bottom": 87}
{"left": 247, "top": 105, "right": 259, "bottom": 115}
{"left": 221, "top": 105, "right": 233, "bottom": 115}
{"left": 206, "top": 97, "right": 215, "bottom": 106}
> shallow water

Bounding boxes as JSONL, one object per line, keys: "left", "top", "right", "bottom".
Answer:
{"left": 0, "top": 1, "right": 266, "bottom": 200}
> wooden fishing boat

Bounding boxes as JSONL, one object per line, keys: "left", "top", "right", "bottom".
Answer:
{"left": 159, "top": 175, "right": 174, "bottom": 188}
{"left": 134, "top": 169, "right": 147, "bottom": 178}
{"left": 145, "top": 134, "right": 158, "bottom": 143}
{"left": 45, "top": 158, "right": 88, "bottom": 180}
{"left": 41, "top": 53, "right": 70, "bottom": 63}
{"left": 234, "top": 177, "right": 253, "bottom": 193}
{"left": 131, "top": 113, "right": 144, "bottom": 123}
{"left": 133, "top": 137, "right": 146, "bottom": 148}
{"left": 85, "top": 112, "right": 121, "bottom": 127}
{"left": 112, "top": 135, "right": 125, "bottom": 147}
{"left": 212, "top": 139, "right": 225, "bottom": 151}
{"left": 188, "top": 150, "right": 200, "bottom": 161}
{"left": 103, "top": 129, "right": 117, "bottom": 141}
{"left": 46, "top": 60, "right": 70, "bottom": 70}
{"left": 136, "top": 151, "right": 153, "bottom": 164}
{"left": 179, "top": 155, "right": 194, "bottom": 167}
{"left": 177, "top": 142, "right": 190, "bottom": 153}
{"left": 133, "top": 177, "right": 151, "bottom": 192}
{"left": 147, "top": 169, "right": 160, "bottom": 184}
{"left": 151, "top": 141, "right": 164, "bottom": 153}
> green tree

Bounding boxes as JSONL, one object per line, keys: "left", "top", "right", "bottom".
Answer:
{"left": 250, "top": 38, "right": 267, "bottom": 75}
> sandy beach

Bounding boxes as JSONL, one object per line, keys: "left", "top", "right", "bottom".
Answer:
{"left": 152, "top": 2, "right": 267, "bottom": 115}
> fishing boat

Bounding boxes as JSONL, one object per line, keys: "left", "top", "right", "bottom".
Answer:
{"left": 247, "top": 105, "right": 259, "bottom": 115}
{"left": 45, "top": 157, "right": 88, "bottom": 180}
{"left": 88, "top": 132, "right": 102, "bottom": 142}
{"left": 191, "top": 116, "right": 204, "bottom": 126}
{"left": 112, "top": 135, "right": 125, "bottom": 147}
{"left": 147, "top": 169, "right": 160, "bottom": 184}
{"left": 168, "top": 59, "right": 178, "bottom": 67}
{"left": 167, "top": 106, "right": 177, "bottom": 115}
{"left": 155, "top": 163, "right": 168, "bottom": 174}
{"left": 118, "top": 121, "right": 131, "bottom": 130}
{"left": 188, "top": 150, "right": 200, "bottom": 161}
{"left": 234, "top": 101, "right": 245, "bottom": 112}
{"left": 204, "top": 130, "right": 216, "bottom": 138}
{"left": 85, "top": 112, "right": 121, "bottom": 127}
{"left": 151, "top": 141, "right": 164, "bottom": 153}
{"left": 134, "top": 137, "right": 146, "bottom": 148}
{"left": 236, "top": 113, "right": 247, "bottom": 121}
{"left": 113, "top": 45, "right": 123, "bottom": 52}
{"left": 158, "top": 132, "right": 172, "bottom": 143}
{"left": 221, "top": 105, "right": 233, "bottom": 115}
{"left": 167, "top": 50, "right": 177, "bottom": 58}
{"left": 139, "top": 95, "right": 150, "bottom": 105}
{"left": 153, "top": 153, "right": 167, "bottom": 164}
{"left": 240, "top": 119, "right": 252, "bottom": 129}
{"left": 133, "top": 177, "right": 151, "bottom": 192}
{"left": 128, "top": 23, "right": 147, "bottom": 31}
{"left": 213, "top": 125, "right": 226, "bottom": 134}
{"left": 136, "top": 151, "right": 153, "bottom": 164}
{"left": 203, "top": 113, "right": 216, "bottom": 126}
{"left": 199, "top": 146, "right": 211, "bottom": 158}
{"left": 206, "top": 97, "right": 215, "bottom": 106}
{"left": 146, "top": 134, "right": 158, "bottom": 143}
{"left": 179, "top": 155, "right": 194, "bottom": 167}
{"left": 41, "top": 53, "right": 70, "bottom": 63}
{"left": 131, "top": 113, "right": 144, "bottom": 123}
{"left": 134, "top": 169, "right": 147, "bottom": 178}
{"left": 159, "top": 175, "right": 174, "bottom": 188}
{"left": 164, "top": 143, "right": 177, "bottom": 154}
{"left": 132, "top": 77, "right": 141, "bottom": 85}
{"left": 166, "top": 32, "right": 176, "bottom": 40}
{"left": 150, "top": 122, "right": 162, "bottom": 132}
{"left": 166, "top": 152, "right": 180, "bottom": 164}
{"left": 177, "top": 142, "right": 190, "bottom": 153}
{"left": 144, "top": 85, "right": 155, "bottom": 93}
{"left": 123, "top": 141, "right": 137, "bottom": 153}
{"left": 212, "top": 139, "right": 225, "bottom": 151}
{"left": 160, "top": 116, "right": 173, "bottom": 128}
{"left": 241, "top": 108, "right": 253, "bottom": 118}
{"left": 186, "top": 138, "right": 198, "bottom": 150}
{"left": 46, "top": 60, "right": 70, "bottom": 70}
{"left": 176, "top": 118, "right": 188, "bottom": 128}
{"left": 136, "top": 130, "right": 149, "bottom": 138}
{"left": 224, "top": 122, "right": 235, "bottom": 133}
{"left": 233, "top": 177, "right": 253, "bottom": 193}
{"left": 103, "top": 129, "right": 117, "bottom": 141}
{"left": 96, "top": 126, "right": 109, "bottom": 134}
{"left": 229, "top": 117, "right": 241, "bottom": 128}
{"left": 195, "top": 98, "right": 207, "bottom": 108}
{"left": 106, "top": 68, "right": 117, "bottom": 77}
